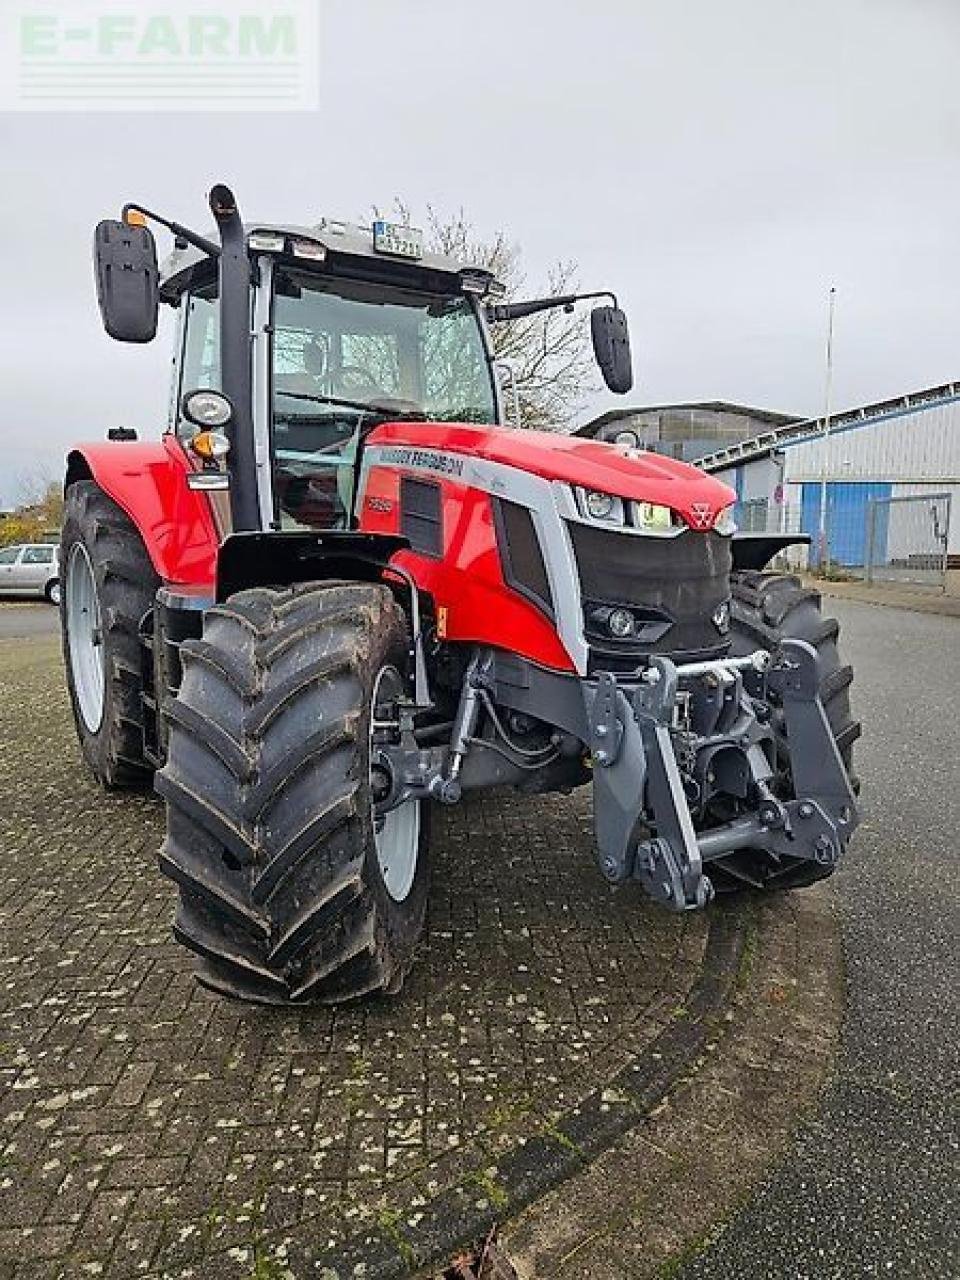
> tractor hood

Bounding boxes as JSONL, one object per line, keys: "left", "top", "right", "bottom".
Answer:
{"left": 367, "top": 422, "right": 736, "bottom": 529}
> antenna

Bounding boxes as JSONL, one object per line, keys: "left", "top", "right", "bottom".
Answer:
{"left": 817, "top": 286, "right": 836, "bottom": 571}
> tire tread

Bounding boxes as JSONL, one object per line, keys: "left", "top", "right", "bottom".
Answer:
{"left": 159, "top": 581, "right": 428, "bottom": 1005}
{"left": 61, "top": 480, "right": 158, "bottom": 788}
{"left": 713, "top": 569, "right": 861, "bottom": 893}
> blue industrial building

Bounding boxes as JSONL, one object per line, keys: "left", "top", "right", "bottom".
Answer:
{"left": 697, "top": 383, "right": 960, "bottom": 569}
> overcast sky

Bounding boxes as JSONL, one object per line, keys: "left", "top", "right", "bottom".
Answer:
{"left": 1, "top": 0, "right": 958, "bottom": 506}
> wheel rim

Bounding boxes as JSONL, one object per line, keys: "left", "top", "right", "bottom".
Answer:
{"left": 65, "top": 544, "right": 105, "bottom": 733}
{"left": 370, "top": 665, "right": 421, "bottom": 903}
{"left": 49, "top": 581, "right": 61, "bottom": 606}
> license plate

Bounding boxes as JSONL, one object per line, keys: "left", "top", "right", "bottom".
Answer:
{"left": 373, "top": 220, "right": 424, "bottom": 259}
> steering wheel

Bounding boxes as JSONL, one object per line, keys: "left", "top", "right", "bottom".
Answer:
{"left": 332, "top": 364, "right": 384, "bottom": 399}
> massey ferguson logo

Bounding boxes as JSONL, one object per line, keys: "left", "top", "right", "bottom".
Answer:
{"left": 380, "top": 446, "right": 464, "bottom": 478}
{"left": 689, "top": 502, "right": 714, "bottom": 530}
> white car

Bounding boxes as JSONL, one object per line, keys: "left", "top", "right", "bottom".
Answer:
{"left": 0, "top": 543, "right": 61, "bottom": 604}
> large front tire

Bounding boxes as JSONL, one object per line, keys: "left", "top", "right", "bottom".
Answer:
{"left": 60, "top": 480, "right": 159, "bottom": 788}
{"left": 157, "top": 581, "right": 430, "bottom": 1006}
{"left": 711, "top": 570, "right": 860, "bottom": 892}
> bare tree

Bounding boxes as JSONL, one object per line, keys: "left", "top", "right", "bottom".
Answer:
{"left": 379, "top": 202, "right": 597, "bottom": 430}
{"left": 9, "top": 469, "right": 63, "bottom": 532}
{"left": 14, "top": 465, "right": 55, "bottom": 509}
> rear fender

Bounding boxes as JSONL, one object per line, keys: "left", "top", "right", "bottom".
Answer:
{"left": 65, "top": 436, "right": 219, "bottom": 586}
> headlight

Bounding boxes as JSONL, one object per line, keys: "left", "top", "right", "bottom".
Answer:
{"left": 714, "top": 504, "right": 737, "bottom": 536}
{"left": 612, "top": 429, "right": 639, "bottom": 449}
{"left": 631, "top": 501, "right": 674, "bottom": 531}
{"left": 576, "top": 488, "right": 626, "bottom": 524}
{"left": 586, "top": 490, "right": 616, "bottom": 519}
{"left": 574, "top": 488, "right": 682, "bottom": 532}
{"left": 248, "top": 231, "right": 285, "bottom": 252}
{"left": 182, "top": 388, "right": 233, "bottom": 429}
{"left": 290, "top": 237, "right": 327, "bottom": 261}
{"left": 607, "top": 607, "right": 636, "bottom": 639}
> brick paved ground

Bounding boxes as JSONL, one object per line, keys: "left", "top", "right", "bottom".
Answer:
{"left": 0, "top": 636, "right": 730, "bottom": 1279}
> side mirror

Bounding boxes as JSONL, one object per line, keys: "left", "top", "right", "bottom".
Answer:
{"left": 591, "top": 306, "right": 633, "bottom": 394}
{"left": 93, "top": 219, "right": 159, "bottom": 343}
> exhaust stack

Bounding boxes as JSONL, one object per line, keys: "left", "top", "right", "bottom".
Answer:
{"left": 209, "top": 184, "right": 260, "bottom": 532}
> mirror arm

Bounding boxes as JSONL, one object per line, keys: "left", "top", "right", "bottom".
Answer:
{"left": 492, "top": 359, "right": 521, "bottom": 429}
{"left": 121, "top": 203, "right": 220, "bottom": 259}
{"left": 487, "top": 290, "right": 617, "bottom": 323}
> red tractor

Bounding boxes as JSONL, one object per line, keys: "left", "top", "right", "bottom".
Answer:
{"left": 61, "top": 185, "right": 859, "bottom": 1005}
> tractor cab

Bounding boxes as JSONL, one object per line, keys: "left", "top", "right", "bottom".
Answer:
{"left": 93, "top": 186, "right": 633, "bottom": 542}
{"left": 159, "top": 216, "right": 504, "bottom": 534}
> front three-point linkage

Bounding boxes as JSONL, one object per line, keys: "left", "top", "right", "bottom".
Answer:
{"left": 587, "top": 641, "right": 859, "bottom": 912}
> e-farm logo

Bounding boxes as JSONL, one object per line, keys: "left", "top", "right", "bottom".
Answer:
{"left": 0, "top": 2, "right": 319, "bottom": 111}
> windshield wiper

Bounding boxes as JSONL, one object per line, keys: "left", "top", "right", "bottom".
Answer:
{"left": 274, "top": 390, "right": 427, "bottom": 420}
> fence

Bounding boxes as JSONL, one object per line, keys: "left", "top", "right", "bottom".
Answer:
{"left": 733, "top": 492, "right": 953, "bottom": 592}
{"left": 737, "top": 491, "right": 957, "bottom": 591}
{"left": 865, "top": 493, "right": 951, "bottom": 592}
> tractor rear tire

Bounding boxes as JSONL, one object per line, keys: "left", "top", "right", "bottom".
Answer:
{"left": 711, "top": 569, "right": 861, "bottom": 893}
{"left": 61, "top": 480, "right": 159, "bottom": 788}
{"left": 157, "top": 581, "right": 431, "bottom": 1006}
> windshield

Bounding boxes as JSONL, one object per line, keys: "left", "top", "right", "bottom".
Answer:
{"left": 271, "top": 267, "right": 497, "bottom": 530}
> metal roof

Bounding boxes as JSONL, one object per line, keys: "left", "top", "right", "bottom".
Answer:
{"left": 576, "top": 401, "right": 802, "bottom": 437}
{"left": 696, "top": 381, "right": 960, "bottom": 473}
{"left": 160, "top": 218, "right": 491, "bottom": 288}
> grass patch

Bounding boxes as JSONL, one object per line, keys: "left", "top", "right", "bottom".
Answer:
{"left": 811, "top": 567, "right": 858, "bottom": 583}
{"left": 376, "top": 1207, "right": 416, "bottom": 1271}
{"left": 468, "top": 1166, "right": 509, "bottom": 1212}
{"left": 250, "top": 1247, "right": 292, "bottom": 1280}
{"left": 542, "top": 1120, "right": 588, "bottom": 1161}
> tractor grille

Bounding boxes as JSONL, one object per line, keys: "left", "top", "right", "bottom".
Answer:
{"left": 400, "top": 477, "right": 443, "bottom": 557}
{"left": 568, "top": 523, "right": 732, "bottom": 671}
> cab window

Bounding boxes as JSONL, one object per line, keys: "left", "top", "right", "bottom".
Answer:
{"left": 271, "top": 269, "right": 496, "bottom": 532}
{"left": 0, "top": 546, "right": 21, "bottom": 565}
{"left": 176, "top": 281, "right": 220, "bottom": 438}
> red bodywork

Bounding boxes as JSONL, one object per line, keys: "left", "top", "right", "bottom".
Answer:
{"left": 359, "top": 423, "right": 735, "bottom": 673}
{"left": 69, "top": 422, "right": 734, "bottom": 673}
{"left": 362, "top": 455, "right": 576, "bottom": 670}
{"left": 365, "top": 423, "right": 733, "bottom": 527}
{"left": 67, "top": 435, "right": 218, "bottom": 586}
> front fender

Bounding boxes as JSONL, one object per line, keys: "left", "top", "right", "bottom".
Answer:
{"left": 731, "top": 532, "right": 810, "bottom": 572}
{"left": 65, "top": 435, "right": 218, "bottom": 586}
{"left": 216, "top": 530, "right": 409, "bottom": 600}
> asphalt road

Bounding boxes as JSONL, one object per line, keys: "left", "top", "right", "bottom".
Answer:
{"left": 0, "top": 602, "right": 60, "bottom": 638}
{"left": 683, "top": 598, "right": 960, "bottom": 1279}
